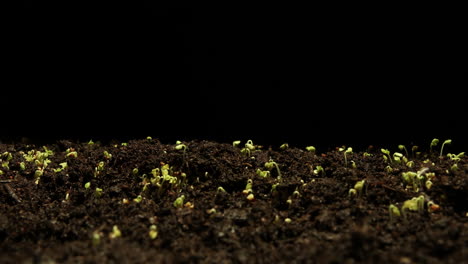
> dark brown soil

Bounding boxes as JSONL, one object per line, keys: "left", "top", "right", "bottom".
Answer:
{"left": 1, "top": 139, "right": 467, "bottom": 263}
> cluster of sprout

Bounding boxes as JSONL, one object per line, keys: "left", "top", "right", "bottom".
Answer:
{"left": 401, "top": 167, "right": 435, "bottom": 192}
{"left": 338, "top": 147, "right": 353, "bottom": 167}
{"left": 21, "top": 147, "right": 54, "bottom": 184}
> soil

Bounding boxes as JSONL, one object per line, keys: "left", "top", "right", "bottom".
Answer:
{"left": 0, "top": 139, "right": 467, "bottom": 263}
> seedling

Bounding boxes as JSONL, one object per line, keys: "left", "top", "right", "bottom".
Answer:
{"left": 175, "top": 141, "right": 188, "bottom": 153}
{"left": 232, "top": 140, "right": 241, "bottom": 147}
{"left": 430, "top": 138, "right": 439, "bottom": 153}
{"left": 65, "top": 148, "right": 78, "bottom": 158}
{"left": 94, "top": 161, "right": 105, "bottom": 177}
{"left": 350, "top": 160, "right": 357, "bottom": 169}
{"left": 88, "top": 140, "right": 94, "bottom": 145}
{"left": 284, "top": 218, "right": 292, "bottom": 224}
{"left": 280, "top": 143, "right": 289, "bottom": 150}
{"left": 132, "top": 168, "right": 139, "bottom": 176}
{"left": 19, "top": 162, "right": 26, "bottom": 171}
{"left": 84, "top": 182, "right": 91, "bottom": 189}
{"left": 240, "top": 140, "right": 256, "bottom": 157}
{"left": 34, "top": 168, "right": 44, "bottom": 184}
{"left": 393, "top": 152, "right": 403, "bottom": 164}
{"left": 354, "top": 180, "right": 366, "bottom": 197}
{"left": 339, "top": 147, "right": 353, "bottom": 167}
{"left": 385, "top": 166, "right": 393, "bottom": 173}
{"left": 53, "top": 162, "right": 68, "bottom": 173}
{"left": 313, "top": 165, "right": 325, "bottom": 176}
{"left": 173, "top": 195, "right": 185, "bottom": 208}
{"left": 306, "top": 146, "right": 316, "bottom": 153}
{"left": 149, "top": 225, "right": 158, "bottom": 239}
{"left": 388, "top": 204, "right": 401, "bottom": 222}
{"left": 121, "top": 143, "right": 128, "bottom": 146}
{"left": 217, "top": 186, "right": 226, "bottom": 193}
{"left": 95, "top": 188, "right": 103, "bottom": 197}
{"left": 398, "top": 145, "right": 409, "bottom": 158}
{"left": 265, "top": 159, "right": 281, "bottom": 179}
{"left": 246, "top": 193, "right": 255, "bottom": 201}
{"left": 401, "top": 195, "right": 425, "bottom": 219}
{"left": 427, "top": 201, "right": 440, "bottom": 213}
{"left": 147, "top": 136, "right": 152, "bottom": 141}
{"left": 103, "top": 151, "right": 112, "bottom": 160}
{"left": 243, "top": 179, "right": 253, "bottom": 194}
{"left": 133, "top": 195, "right": 143, "bottom": 203}
{"left": 256, "top": 169, "right": 270, "bottom": 178}
{"left": 245, "top": 140, "right": 255, "bottom": 150}
{"left": 440, "top": 139, "right": 451, "bottom": 158}
{"left": 411, "top": 145, "right": 419, "bottom": 157}
{"left": 348, "top": 188, "right": 357, "bottom": 197}
{"left": 92, "top": 231, "right": 102, "bottom": 246}
{"left": 109, "top": 225, "right": 121, "bottom": 239}
{"left": 447, "top": 152, "right": 465, "bottom": 163}
{"left": 381, "top": 149, "right": 392, "bottom": 163}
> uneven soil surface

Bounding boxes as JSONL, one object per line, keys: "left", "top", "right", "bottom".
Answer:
{"left": 0, "top": 139, "right": 467, "bottom": 263}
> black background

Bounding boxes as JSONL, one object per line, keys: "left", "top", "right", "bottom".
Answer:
{"left": 4, "top": 3, "right": 466, "bottom": 152}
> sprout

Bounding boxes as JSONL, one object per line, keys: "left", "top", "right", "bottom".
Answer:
{"left": 66, "top": 150, "right": 78, "bottom": 158}
{"left": 95, "top": 188, "right": 103, "bottom": 197}
{"left": 427, "top": 201, "right": 440, "bottom": 213}
{"left": 430, "top": 138, "right": 439, "bottom": 153}
{"left": 265, "top": 159, "right": 281, "bottom": 179}
{"left": 92, "top": 231, "right": 101, "bottom": 246}
{"left": 280, "top": 143, "right": 289, "bottom": 150}
{"left": 313, "top": 165, "right": 325, "bottom": 176}
{"left": 19, "top": 162, "right": 26, "bottom": 171}
{"left": 306, "top": 146, "right": 316, "bottom": 153}
{"left": 121, "top": 143, "right": 128, "bottom": 146}
{"left": 175, "top": 142, "right": 188, "bottom": 152}
{"left": 173, "top": 195, "right": 185, "bottom": 208}
{"left": 245, "top": 140, "right": 255, "bottom": 150}
{"left": 94, "top": 161, "right": 105, "bottom": 177}
{"left": 132, "top": 168, "right": 139, "bottom": 176}
{"left": 425, "top": 180, "right": 433, "bottom": 190}
{"left": 393, "top": 152, "right": 403, "bottom": 164}
{"left": 256, "top": 169, "right": 270, "bottom": 178}
{"left": 411, "top": 146, "right": 419, "bottom": 157}
{"left": 350, "top": 160, "right": 357, "bottom": 169}
{"left": 84, "top": 182, "right": 91, "bottom": 189}
{"left": 34, "top": 168, "right": 44, "bottom": 184}
{"left": 401, "top": 195, "right": 425, "bottom": 219}
{"left": 389, "top": 204, "right": 401, "bottom": 222}
{"left": 398, "top": 145, "right": 409, "bottom": 157}
{"left": 232, "top": 140, "right": 241, "bottom": 147}
{"left": 447, "top": 152, "right": 465, "bottom": 163}
{"left": 88, "top": 140, "right": 94, "bottom": 145}
{"left": 381, "top": 149, "right": 392, "bottom": 163}
{"left": 147, "top": 136, "right": 152, "bottom": 141}
{"left": 440, "top": 139, "right": 452, "bottom": 158}
{"left": 246, "top": 193, "right": 255, "bottom": 201}
{"left": 354, "top": 180, "right": 366, "bottom": 197}
{"left": 149, "top": 225, "right": 158, "bottom": 239}
{"left": 109, "top": 225, "right": 121, "bottom": 239}
{"left": 243, "top": 179, "right": 253, "bottom": 194}
{"left": 385, "top": 166, "right": 393, "bottom": 173}
{"left": 284, "top": 218, "right": 292, "bottom": 224}
{"left": 348, "top": 188, "right": 357, "bottom": 197}
{"left": 217, "top": 186, "right": 226, "bottom": 193}
{"left": 133, "top": 195, "right": 143, "bottom": 203}
{"left": 339, "top": 147, "right": 353, "bottom": 167}
{"left": 103, "top": 151, "right": 112, "bottom": 160}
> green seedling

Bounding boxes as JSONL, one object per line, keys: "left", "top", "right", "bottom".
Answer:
{"left": 149, "top": 225, "right": 158, "bottom": 239}
{"left": 363, "top": 152, "right": 372, "bottom": 157}
{"left": 2, "top": 161, "right": 9, "bottom": 170}
{"left": 94, "top": 161, "right": 105, "bottom": 177}
{"left": 430, "top": 138, "right": 439, "bottom": 153}
{"left": 280, "top": 143, "right": 289, "bottom": 150}
{"left": 306, "top": 146, "right": 316, "bottom": 153}
{"left": 217, "top": 186, "right": 226, "bottom": 193}
{"left": 173, "top": 195, "right": 185, "bottom": 208}
{"left": 240, "top": 140, "right": 256, "bottom": 157}
{"left": 393, "top": 152, "right": 403, "bottom": 164}
{"left": 350, "top": 160, "right": 357, "bottom": 169}
{"left": 389, "top": 204, "right": 401, "bottom": 222}
{"left": 0, "top": 170, "right": 3, "bottom": 175}
{"left": 411, "top": 146, "right": 419, "bottom": 157}
{"left": 265, "top": 159, "right": 281, "bottom": 179}
{"left": 381, "top": 149, "right": 392, "bottom": 163}
{"left": 447, "top": 152, "right": 465, "bottom": 163}
{"left": 406, "top": 161, "right": 414, "bottom": 168}
{"left": 339, "top": 147, "right": 353, "bottom": 167}
{"left": 103, "top": 151, "right": 112, "bottom": 160}
{"left": 133, "top": 195, "right": 143, "bottom": 203}
{"left": 243, "top": 179, "right": 253, "bottom": 194}
{"left": 348, "top": 188, "right": 357, "bottom": 197}
{"left": 84, "top": 182, "right": 91, "bottom": 189}
{"left": 284, "top": 218, "right": 292, "bottom": 224}
{"left": 53, "top": 162, "right": 68, "bottom": 173}
{"left": 398, "top": 145, "right": 409, "bottom": 157}
{"left": 88, "top": 140, "right": 94, "bottom": 145}
{"left": 19, "top": 162, "right": 26, "bottom": 171}
{"left": 271, "top": 183, "right": 279, "bottom": 193}
{"left": 313, "top": 165, "right": 325, "bottom": 176}
{"left": 232, "top": 140, "right": 241, "bottom": 147}
{"left": 245, "top": 140, "right": 255, "bottom": 150}
{"left": 425, "top": 180, "right": 433, "bottom": 190}
{"left": 440, "top": 139, "right": 451, "bottom": 158}
{"left": 401, "top": 195, "right": 425, "bottom": 219}
{"left": 246, "top": 193, "right": 255, "bottom": 201}
{"left": 121, "top": 143, "right": 128, "bottom": 146}
{"left": 147, "top": 136, "right": 152, "bottom": 141}
{"left": 109, "top": 225, "right": 121, "bottom": 239}
{"left": 95, "top": 188, "right": 103, "bottom": 197}
{"left": 132, "top": 168, "right": 139, "bottom": 176}
{"left": 92, "top": 231, "right": 102, "bottom": 246}
{"left": 34, "top": 168, "right": 44, "bottom": 184}
{"left": 65, "top": 148, "right": 78, "bottom": 158}
{"left": 385, "top": 166, "right": 393, "bottom": 173}
{"left": 175, "top": 141, "right": 188, "bottom": 153}
{"left": 354, "top": 180, "right": 366, "bottom": 196}
{"left": 256, "top": 169, "right": 270, "bottom": 178}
